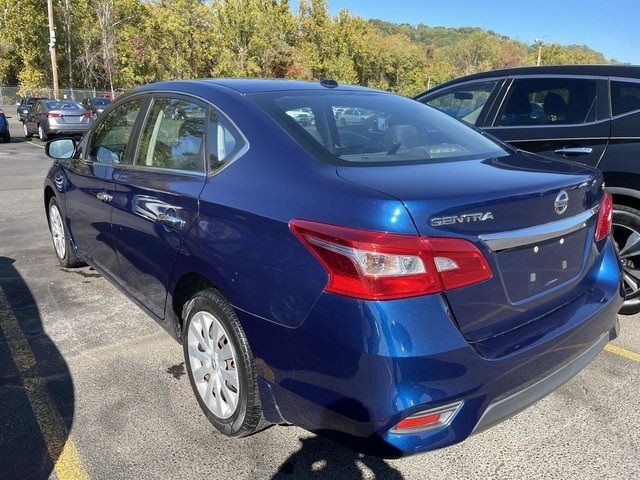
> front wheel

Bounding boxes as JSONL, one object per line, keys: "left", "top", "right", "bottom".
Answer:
{"left": 612, "top": 204, "right": 640, "bottom": 314}
{"left": 23, "top": 122, "right": 32, "bottom": 138}
{"left": 38, "top": 124, "right": 48, "bottom": 141}
{"left": 48, "top": 197, "right": 83, "bottom": 267}
{"left": 182, "top": 288, "right": 268, "bottom": 437}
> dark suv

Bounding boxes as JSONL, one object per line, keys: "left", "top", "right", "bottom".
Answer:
{"left": 417, "top": 65, "right": 640, "bottom": 313}
{"left": 17, "top": 96, "right": 46, "bottom": 122}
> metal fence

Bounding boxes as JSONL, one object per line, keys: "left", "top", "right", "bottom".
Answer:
{"left": 0, "top": 86, "right": 124, "bottom": 105}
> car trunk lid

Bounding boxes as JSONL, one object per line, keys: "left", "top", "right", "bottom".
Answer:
{"left": 337, "top": 152, "right": 604, "bottom": 342}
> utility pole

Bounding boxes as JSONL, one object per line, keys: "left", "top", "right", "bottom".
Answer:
{"left": 534, "top": 38, "right": 544, "bottom": 66}
{"left": 46, "top": 0, "right": 60, "bottom": 100}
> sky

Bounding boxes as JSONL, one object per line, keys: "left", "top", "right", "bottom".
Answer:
{"left": 327, "top": 0, "right": 640, "bottom": 64}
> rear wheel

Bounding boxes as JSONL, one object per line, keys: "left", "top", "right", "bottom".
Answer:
{"left": 182, "top": 288, "right": 268, "bottom": 437}
{"left": 612, "top": 204, "right": 640, "bottom": 314}
{"left": 38, "top": 124, "right": 48, "bottom": 141}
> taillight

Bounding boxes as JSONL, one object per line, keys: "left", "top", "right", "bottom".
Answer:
{"left": 289, "top": 219, "right": 492, "bottom": 300}
{"left": 46, "top": 112, "right": 61, "bottom": 118}
{"left": 595, "top": 191, "right": 613, "bottom": 241}
{"left": 82, "top": 111, "right": 92, "bottom": 118}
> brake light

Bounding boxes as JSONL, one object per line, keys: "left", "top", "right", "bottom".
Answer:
{"left": 595, "top": 191, "right": 613, "bottom": 241}
{"left": 290, "top": 219, "right": 491, "bottom": 300}
{"left": 46, "top": 112, "right": 61, "bottom": 118}
{"left": 82, "top": 111, "right": 92, "bottom": 118}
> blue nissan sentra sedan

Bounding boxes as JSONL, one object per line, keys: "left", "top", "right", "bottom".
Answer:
{"left": 43, "top": 79, "right": 623, "bottom": 457}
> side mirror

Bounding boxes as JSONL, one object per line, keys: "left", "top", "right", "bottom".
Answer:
{"left": 45, "top": 138, "right": 76, "bottom": 160}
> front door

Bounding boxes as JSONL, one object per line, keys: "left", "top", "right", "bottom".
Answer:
{"left": 62, "top": 98, "right": 144, "bottom": 278}
{"left": 111, "top": 96, "right": 207, "bottom": 317}
{"left": 483, "top": 76, "right": 609, "bottom": 168}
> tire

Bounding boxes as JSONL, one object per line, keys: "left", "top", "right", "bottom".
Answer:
{"left": 182, "top": 288, "right": 268, "bottom": 437}
{"left": 612, "top": 203, "right": 640, "bottom": 314}
{"left": 38, "top": 124, "right": 49, "bottom": 141}
{"left": 23, "top": 122, "right": 32, "bottom": 138}
{"left": 48, "top": 196, "right": 84, "bottom": 268}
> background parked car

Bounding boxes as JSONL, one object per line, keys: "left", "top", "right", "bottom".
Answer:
{"left": 23, "top": 99, "right": 93, "bottom": 141}
{"left": 82, "top": 97, "right": 112, "bottom": 117}
{"left": 335, "top": 107, "right": 374, "bottom": 124}
{"left": 16, "top": 97, "right": 46, "bottom": 122}
{"left": 416, "top": 65, "right": 640, "bottom": 313}
{"left": 0, "top": 108, "right": 10, "bottom": 143}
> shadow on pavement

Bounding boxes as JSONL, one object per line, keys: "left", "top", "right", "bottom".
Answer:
{"left": 0, "top": 257, "right": 75, "bottom": 479}
{"left": 271, "top": 436, "right": 404, "bottom": 480}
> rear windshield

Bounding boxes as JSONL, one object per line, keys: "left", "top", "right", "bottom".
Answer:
{"left": 45, "top": 101, "right": 83, "bottom": 110}
{"left": 249, "top": 90, "right": 508, "bottom": 166}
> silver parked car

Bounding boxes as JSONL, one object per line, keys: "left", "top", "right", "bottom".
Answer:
{"left": 23, "top": 99, "right": 93, "bottom": 141}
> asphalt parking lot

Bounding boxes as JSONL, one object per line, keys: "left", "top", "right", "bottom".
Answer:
{"left": 0, "top": 113, "right": 639, "bottom": 480}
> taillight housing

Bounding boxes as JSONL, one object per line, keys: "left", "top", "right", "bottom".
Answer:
{"left": 46, "top": 112, "right": 61, "bottom": 118}
{"left": 82, "top": 111, "right": 92, "bottom": 118}
{"left": 595, "top": 191, "right": 613, "bottom": 242}
{"left": 290, "top": 219, "right": 492, "bottom": 301}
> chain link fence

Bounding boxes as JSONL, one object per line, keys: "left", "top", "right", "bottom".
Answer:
{"left": 0, "top": 86, "right": 125, "bottom": 106}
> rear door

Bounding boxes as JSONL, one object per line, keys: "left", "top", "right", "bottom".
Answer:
{"left": 111, "top": 95, "right": 208, "bottom": 317}
{"left": 483, "top": 76, "right": 609, "bottom": 167}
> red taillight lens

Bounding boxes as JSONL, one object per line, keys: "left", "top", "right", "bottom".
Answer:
{"left": 46, "top": 112, "right": 61, "bottom": 118}
{"left": 290, "top": 219, "right": 491, "bottom": 300}
{"left": 82, "top": 111, "right": 92, "bottom": 118}
{"left": 595, "top": 191, "right": 613, "bottom": 241}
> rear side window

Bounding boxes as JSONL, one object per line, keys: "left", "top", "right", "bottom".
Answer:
{"left": 87, "top": 99, "right": 142, "bottom": 164}
{"left": 611, "top": 80, "right": 640, "bottom": 116}
{"left": 135, "top": 97, "right": 207, "bottom": 172}
{"left": 423, "top": 81, "right": 497, "bottom": 125}
{"left": 208, "top": 112, "right": 245, "bottom": 173}
{"left": 497, "top": 78, "right": 597, "bottom": 126}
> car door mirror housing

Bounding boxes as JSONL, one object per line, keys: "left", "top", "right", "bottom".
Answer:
{"left": 46, "top": 138, "right": 76, "bottom": 160}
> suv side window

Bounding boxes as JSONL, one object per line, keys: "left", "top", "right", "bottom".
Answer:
{"left": 87, "top": 99, "right": 142, "bottom": 164}
{"left": 497, "top": 78, "right": 597, "bottom": 126}
{"left": 611, "top": 80, "right": 640, "bottom": 116}
{"left": 209, "top": 111, "right": 245, "bottom": 173}
{"left": 135, "top": 97, "right": 207, "bottom": 172}
{"left": 423, "top": 81, "right": 498, "bottom": 125}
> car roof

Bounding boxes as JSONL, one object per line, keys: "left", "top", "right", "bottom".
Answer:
{"left": 134, "top": 78, "right": 384, "bottom": 95}
{"left": 427, "top": 64, "right": 640, "bottom": 92}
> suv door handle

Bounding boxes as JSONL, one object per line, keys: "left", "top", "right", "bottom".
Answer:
{"left": 96, "top": 191, "right": 113, "bottom": 203}
{"left": 554, "top": 147, "right": 593, "bottom": 156}
{"left": 157, "top": 211, "right": 185, "bottom": 229}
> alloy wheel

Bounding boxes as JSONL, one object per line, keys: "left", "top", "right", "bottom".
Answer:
{"left": 38, "top": 125, "right": 46, "bottom": 141}
{"left": 23, "top": 122, "right": 28, "bottom": 137}
{"left": 187, "top": 311, "right": 240, "bottom": 419}
{"left": 49, "top": 204, "right": 66, "bottom": 260}
{"left": 612, "top": 222, "right": 640, "bottom": 299}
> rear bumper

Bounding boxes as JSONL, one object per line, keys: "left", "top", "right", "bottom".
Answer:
{"left": 45, "top": 123, "right": 91, "bottom": 135}
{"left": 238, "top": 237, "right": 623, "bottom": 458}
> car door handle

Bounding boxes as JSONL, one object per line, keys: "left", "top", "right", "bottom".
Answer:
{"left": 554, "top": 147, "right": 593, "bottom": 156}
{"left": 157, "top": 212, "right": 185, "bottom": 229}
{"left": 96, "top": 191, "right": 113, "bottom": 203}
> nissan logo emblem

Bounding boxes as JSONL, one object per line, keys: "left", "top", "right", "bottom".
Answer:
{"left": 554, "top": 190, "right": 569, "bottom": 215}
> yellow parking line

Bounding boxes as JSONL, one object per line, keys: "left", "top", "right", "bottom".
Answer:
{"left": 605, "top": 343, "right": 640, "bottom": 363}
{"left": 25, "top": 141, "right": 45, "bottom": 149}
{"left": 0, "top": 289, "right": 90, "bottom": 480}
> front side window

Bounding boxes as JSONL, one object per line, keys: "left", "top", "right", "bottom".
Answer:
{"left": 423, "top": 81, "right": 497, "bottom": 125}
{"left": 87, "top": 99, "right": 142, "bottom": 164}
{"left": 135, "top": 97, "right": 206, "bottom": 172}
{"left": 250, "top": 90, "right": 508, "bottom": 166}
{"left": 497, "top": 78, "right": 597, "bottom": 126}
{"left": 611, "top": 80, "right": 640, "bottom": 116}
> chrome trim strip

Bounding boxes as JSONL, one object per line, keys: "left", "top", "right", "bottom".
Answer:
{"left": 479, "top": 206, "right": 599, "bottom": 252}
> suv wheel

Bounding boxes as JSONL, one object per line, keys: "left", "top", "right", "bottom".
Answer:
{"left": 612, "top": 204, "right": 640, "bottom": 313}
{"left": 38, "top": 124, "right": 48, "bottom": 141}
{"left": 182, "top": 288, "right": 268, "bottom": 437}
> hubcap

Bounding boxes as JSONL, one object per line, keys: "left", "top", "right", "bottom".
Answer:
{"left": 49, "top": 205, "right": 66, "bottom": 260}
{"left": 187, "top": 311, "right": 240, "bottom": 419}
{"left": 612, "top": 222, "right": 640, "bottom": 298}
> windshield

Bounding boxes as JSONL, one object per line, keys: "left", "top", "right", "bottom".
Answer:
{"left": 249, "top": 90, "right": 508, "bottom": 166}
{"left": 90, "top": 98, "right": 111, "bottom": 106}
{"left": 45, "top": 101, "right": 83, "bottom": 110}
